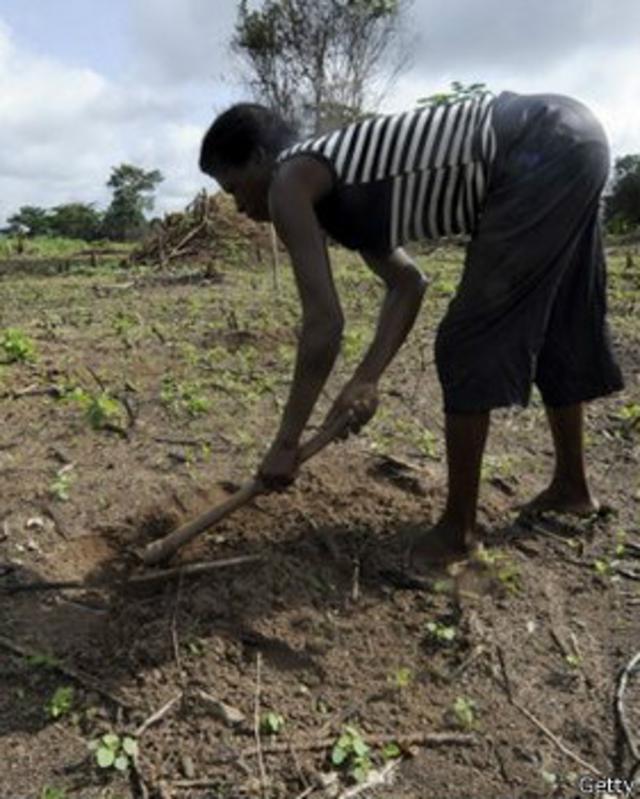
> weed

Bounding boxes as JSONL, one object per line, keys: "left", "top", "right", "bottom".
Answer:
{"left": 260, "top": 711, "right": 285, "bottom": 735}
{"left": 474, "top": 545, "right": 522, "bottom": 593}
{"left": 388, "top": 667, "right": 413, "bottom": 689}
{"left": 619, "top": 402, "right": 640, "bottom": 433}
{"left": 425, "top": 620, "right": 457, "bottom": 645}
{"left": 49, "top": 467, "right": 74, "bottom": 501}
{"left": 89, "top": 732, "right": 138, "bottom": 772}
{"left": 40, "top": 788, "right": 68, "bottom": 799}
{"left": 161, "top": 377, "right": 211, "bottom": 417}
{"left": 45, "top": 686, "right": 74, "bottom": 720}
{"left": 70, "top": 388, "right": 124, "bottom": 431}
{"left": 26, "top": 652, "right": 61, "bottom": 669}
{"left": 331, "top": 726, "right": 372, "bottom": 783}
{"left": 450, "top": 696, "right": 478, "bottom": 730}
{"left": 0, "top": 328, "right": 37, "bottom": 362}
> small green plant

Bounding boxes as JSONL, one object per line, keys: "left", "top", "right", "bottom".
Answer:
{"left": 416, "top": 428, "right": 438, "bottom": 459}
{"left": 389, "top": 667, "right": 413, "bottom": 688}
{"left": 381, "top": 741, "right": 402, "bottom": 761}
{"left": 90, "top": 733, "right": 138, "bottom": 772}
{"left": 425, "top": 620, "right": 457, "bottom": 645}
{"left": 260, "top": 711, "right": 285, "bottom": 735}
{"left": 0, "top": 327, "right": 37, "bottom": 362}
{"left": 40, "top": 788, "right": 68, "bottom": 799}
{"left": 450, "top": 696, "right": 478, "bottom": 730}
{"left": 70, "top": 388, "right": 123, "bottom": 430}
{"left": 26, "top": 652, "right": 61, "bottom": 669}
{"left": 331, "top": 726, "right": 372, "bottom": 783}
{"left": 593, "top": 558, "right": 614, "bottom": 578}
{"left": 49, "top": 468, "right": 74, "bottom": 501}
{"left": 160, "top": 377, "right": 211, "bottom": 416}
{"left": 45, "top": 686, "right": 74, "bottom": 719}
{"left": 474, "top": 545, "right": 522, "bottom": 593}
{"left": 619, "top": 402, "right": 640, "bottom": 433}
{"left": 565, "top": 653, "right": 583, "bottom": 669}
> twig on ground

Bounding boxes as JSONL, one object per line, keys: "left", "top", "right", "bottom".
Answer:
{"left": 241, "top": 731, "right": 476, "bottom": 759}
{"left": 134, "top": 693, "right": 182, "bottom": 738}
{"left": 352, "top": 556, "right": 360, "bottom": 603}
{"left": 254, "top": 653, "right": 268, "bottom": 798}
{"left": 495, "top": 645, "right": 599, "bottom": 776}
{"left": 616, "top": 567, "right": 640, "bottom": 582}
{"left": 293, "top": 786, "right": 316, "bottom": 799}
{"left": 2, "top": 554, "right": 263, "bottom": 593}
{"left": 171, "top": 569, "right": 184, "bottom": 680}
{"left": 337, "top": 760, "right": 400, "bottom": 799}
{"left": 0, "top": 634, "right": 133, "bottom": 709}
{"left": 615, "top": 649, "right": 640, "bottom": 763}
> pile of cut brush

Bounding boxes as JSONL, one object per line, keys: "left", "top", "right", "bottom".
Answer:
{"left": 130, "top": 190, "right": 274, "bottom": 269}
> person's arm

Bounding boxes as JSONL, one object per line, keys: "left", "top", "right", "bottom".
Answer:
{"left": 258, "top": 157, "right": 342, "bottom": 486}
{"left": 324, "top": 248, "right": 428, "bottom": 432}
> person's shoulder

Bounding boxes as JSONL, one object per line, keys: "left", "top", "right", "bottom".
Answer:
{"left": 272, "top": 151, "right": 335, "bottom": 199}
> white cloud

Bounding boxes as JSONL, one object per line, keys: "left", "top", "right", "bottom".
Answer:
{"left": 0, "top": 19, "right": 209, "bottom": 225}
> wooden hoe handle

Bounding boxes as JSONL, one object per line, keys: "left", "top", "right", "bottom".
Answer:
{"left": 141, "top": 415, "right": 349, "bottom": 566}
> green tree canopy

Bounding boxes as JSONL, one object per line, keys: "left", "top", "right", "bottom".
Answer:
{"left": 48, "top": 203, "right": 103, "bottom": 240}
{"left": 102, "top": 163, "right": 164, "bottom": 241}
{"left": 6, "top": 206, "right": 52, "bottom": 236}
{"left": 606, "top": 154, "right": 640, "bottom": 233}
{"left": 233, "top": 0, "right": 410, "bottom": 134}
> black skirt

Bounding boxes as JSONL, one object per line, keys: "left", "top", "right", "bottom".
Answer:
{"left": 435, "top": 91, "right": 624, "bottom": 413}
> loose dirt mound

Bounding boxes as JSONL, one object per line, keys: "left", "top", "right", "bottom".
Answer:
{"left": 130, "top": 191, "right": 274, "bottom": 268}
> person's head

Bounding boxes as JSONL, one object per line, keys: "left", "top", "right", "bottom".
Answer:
{"left": 199, "top": 103, "right": 297, "bottom": 222}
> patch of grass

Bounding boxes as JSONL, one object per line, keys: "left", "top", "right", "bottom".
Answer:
{"left": 0, "top": 328, "right": 37, "bottom": 362}
{"left": 45, "top": 686, "right": 74, "bottom": 720}
{"left": 260, "top": 711, "right": 285, "bottom": 735}
{"left": 69, "top": 388, "right": 125, "bottom": 431}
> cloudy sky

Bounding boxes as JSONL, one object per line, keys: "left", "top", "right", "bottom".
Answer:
{"left": 1, "top": 0, "right": 639, "bottom": 225}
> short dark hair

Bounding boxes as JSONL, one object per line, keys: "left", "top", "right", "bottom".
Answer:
{"left": 199, "top": 103, "right": 297, "bottom": 174}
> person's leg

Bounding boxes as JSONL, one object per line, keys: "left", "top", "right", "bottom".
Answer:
{"left": 524, "top": 403, "right": 598, "bottom": 514}
{"left": 409, "top": 411, "right": 489, "bottom": 566}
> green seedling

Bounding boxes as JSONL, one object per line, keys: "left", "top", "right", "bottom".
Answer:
{"left": 381, "top": 741, "right": 402, "bottom": 761}
{"left": 46, "top": 686, "right": 74, "bottom": 719}
{"left": 40, "top": 788, "right": 68, "bottom": 799}
{"left": 416, "top": 428, "right": 438, "bottom": 459}
{"left": 593, "top": 558, "right": 614, "bottom": 578}
{"left": 425, "top": 620, "right": 457, "bottom": 645}
{"left": 565, "top": 653, "right": 583, "bottom": 669}
{"left": 90, "top": 733, "right": 138, "bottom": 772}
{"left": 388, "top": 667, "right": 413, "bottom": 688}
{"left": 474, "top": 545, "right": 522, "bottom": 593}
{"left": 260, "top": 711, "right": 285, "bottom": 735}
{"left": 331, "top": 726, "right": 372, "bottom": 784}
{"left": 26, "top": 652, "right": 61, "bottom": 669}
{"left": 619, "top": 402, "right": 640, "bottom": 432}
{"left": 0, "top": 327, "right": 37, "bottom": 362}
{"left": 49, "top": 468, "right": 74, "bottom": 501}
{"left": 450, "top": 696, "right": 478, "bottom": 730}
{"left": 70, "top": 388, "right": 123, "bottom": 431}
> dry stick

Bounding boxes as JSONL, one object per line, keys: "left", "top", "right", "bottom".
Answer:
{"left": 3, "top": 554, "right": 263, "bottom": 594}
{"left": 495, "top": 645, "right": 599, "bottom": 777}
{"left": 142, "top": 414, "right": 350, "bottom": 566}
{"left": 0, "top": 634, "right": 133, "bottom": 709}
{"left": 615, "top": 649, "right": 640, "bottom": 763}
{"left": 170, "top": 570, "right": 184, "bottom": 679}
{"left": 134, "top": 693, "right": 182, "bottom": 737}
{"left": 241, "top": 731, "right": 476, "bottom": 759}
{"left": 338, "top": 761, "right": 400, "bottom": 799}
{"left": 165, "top": 221, "right": 206, "bottom": 263}
{"left": 254, "top": 653, "right": 268, "bottom": 799}
{"left": 270, "top": 222, "right": 279, "bottom": 293}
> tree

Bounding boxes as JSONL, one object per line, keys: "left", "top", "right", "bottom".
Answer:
{"left": 233, "top": 0, "right": 410, "bottom": 134}
{"left": 49, "top": 203, "right": 103, "bottom": 241}
{"left": 605, "top": 155, "right": 640, "bottom": 233}
{"left": 6, "top": 206, "right": 52, "bottom": 236}
{"left": 102, "top": 164, "right": 164, "bottom": 241}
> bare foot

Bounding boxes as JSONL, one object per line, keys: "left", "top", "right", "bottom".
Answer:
{"left": 406, "top": 519, "right": 472, "bottom": 574}
{"left": 520, "top": 484, "right": 600, "bottom": 516}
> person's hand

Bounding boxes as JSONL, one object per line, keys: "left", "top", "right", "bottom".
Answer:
{"left": 324, "top": 379, "right": 379, "bottom": 438}
{"left": 257, "top": 438, "right": 299, "bottom": 491}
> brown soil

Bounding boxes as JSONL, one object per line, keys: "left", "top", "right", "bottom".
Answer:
{"left": 1, "top": 246, "right": 639, "bottom": 799}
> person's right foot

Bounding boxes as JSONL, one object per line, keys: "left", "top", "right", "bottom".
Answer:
{"left": 520, "top": 483, "right": 600, "bottom": 516}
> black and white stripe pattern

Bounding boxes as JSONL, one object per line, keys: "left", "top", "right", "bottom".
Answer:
{"left": 278, "top": 94, "right": 497, "bottom": 248}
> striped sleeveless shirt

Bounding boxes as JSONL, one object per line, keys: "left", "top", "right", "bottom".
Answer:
{"left": 276, "top": 94, "right": 497, "bottom": 252}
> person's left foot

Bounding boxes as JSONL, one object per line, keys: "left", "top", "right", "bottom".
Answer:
{"left": 406, "top": 519, "right": 472, "bottom": 574}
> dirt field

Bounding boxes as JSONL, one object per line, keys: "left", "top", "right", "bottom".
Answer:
{"left": 1, "top": 240, "right": 639, "bottom": 799}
